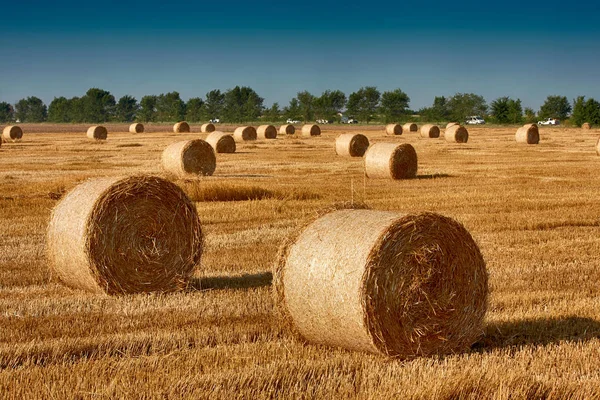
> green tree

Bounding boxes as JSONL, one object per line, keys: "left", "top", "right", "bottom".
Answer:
{"left": 222, "top": 86, "right": 264, "bottom": 122}
{"left": 571, "top": 96, "right": 586, "bottom": 126}
{"left": 524, "top": 107, "right": 537, "bottom": 123}
{"left": 347, "top": 87, "right": 380, "bottom": 123}
{"left": 264, "top": 103, "right": 282, "bottom": 122}
{"left": 66, "top": 97, "right": 85, "bottom": 123}
{"left": 584, "top": 98, "right": 600, "bottom": 125}
{"left": 380, "top": 89, "right": 410, "bottom": 122}
{"left": 507, "top": 99, "right": 523, "bottom": 124}
{"left": 539, "top": 95, "right": 571, "bottom": 120}
{"left": 203, "top": 90, "right": 225, "bottom": 120}
{"left": 283, "top": 98, "right": 301, "bottom": 120}
{"left": 447, "top": 93, "right": 487, "bottom": 122}
{"left": 296, "top": 91, "right": 316, "bottom": 122}
{"left": 314, "top": 90, "right": 346, "bottom": 121}
{"left": 0, "top": 102, "right": 13, "bottom": 123}
{"left": 48, "top": 97, "right": 71, "bottom": 122}
{"left": 419, "top": 96, "right": 449, "bottom": 122}
{"left": 81, "top": 88, "right": 115, "bottom": 122}
{"left": 138, "top": 95, "right": 157, "bottom": 122}
{"left": 115, "top": 95, "right": 138, "bottom": 122}
{"left": 156, "top": 92, "right": 185, "bottom": 122}
{"left": 491, "top": 97, "right": 510, "bottom": 123}
{"left": 14, "top": 96, "right": 47, "bottom": 122}
{"left": 185, "top": 97, "right": 204, "bottom": 122}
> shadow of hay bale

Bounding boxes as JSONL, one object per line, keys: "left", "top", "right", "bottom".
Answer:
{"left": 416, "top": 173, "right": 452, "bottom": 180}
{"left": 189, "top": 272, "right": 273, "bottom": 291}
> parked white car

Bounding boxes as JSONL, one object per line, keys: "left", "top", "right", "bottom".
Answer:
{"left": 538, "top": 118, "right": 560, "bottom": 125}
{"left": 286, "top": 118, "right": 301, "bottom": 124}
{"left": 209, "top": 118, "right": 220, "bottom": 123}
{"left": 465, "top": 116, "right": 485, "bottom": 125}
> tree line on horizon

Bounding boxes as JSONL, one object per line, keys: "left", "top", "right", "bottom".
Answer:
{"left": 0, "top": 87, "right": 598, "bottom": 127}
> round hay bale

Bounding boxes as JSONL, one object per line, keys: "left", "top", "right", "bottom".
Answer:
{"left": 403, "top": 122, "right": 418, "bottom": 132}
{"left": 302, "top": 124, "right": 321, "bottom": 137}
{"left": 257, "top": 125, "right": 277, "bottom": 139}
{"left": 445, "top": 125, "right": 469, "bottom": 143}
{"left": 233, "top": 126, "right": 257, "bottom": 141}
{"left": 46, "top": 175, "right": 203, "bottom": 295}
{"left": 385, "top": 124, "right": 402, "bottom": 135}
{"left": 582, "top": 122, "right": 591, "bottom": 130}
{"left": 161, "top": 139, "right": 216, "bottom": 177}
{"left": 201, "top": 123, "right": 216, "bottom": 133}
{"left": 279, "top": 124, "right": 295, "bottom": 135}
{"left": 420, "top": 124, "right": 441, "bottom": 138}
{"left": 173, "top": 121, "right": 190, "bottom": 133}
{"left": 364, "top": 142, "right": 417, "bottom": 179}
{"left": 206, "top": 131, "right": 236, "bottom": 154}
{"left": 515, "top": 124, "right": 539, "bottom": 144}
{"left": 2, "top": 125, "right": 23, "bottom": 141}
{"left": 335, "top": 133, "right": 370, "bottom": 157}
{"left": 274, "top": 209, "right": 488, "bottom": 358}
{"left": 129, "top": 123, "right": 144, "bottom": 133}
{"left": 86, "top": 126, "right": 108, "bottom": 140}
{"left": 446, "top": 122, "right": 459, "bottom": 129}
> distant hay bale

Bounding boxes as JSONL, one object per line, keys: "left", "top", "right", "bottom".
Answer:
{"left": 385, "top": 124, "right": 402, "bottom": 135}
{"left": 403, "top": 123, "right": 418, "bottom": 132}
{"left": 206, "top": 131, "right": 236, "bottom": 153}
{"left": 302, "top": 124, "right": 321, "bottom": 137}
{"left": 173, "top": 121, "right": 190, "bottom": 133}
{"left": 515, "top": 124, "right": 539, "bottom": 144}
{"left": 582, "top": 122, "right": 591, "bottom": 129}
{"left": 274, "top": 209, "right": 488, "bottom": 358}
{"left": 2, "top": 125, "right": 23, "bottom": 141}
{"left": 233, "top": 126, "right": 257, "bottom": 141}
{"left": 446, "top": 122, "right": 458, "bottom": 129}
{"left": 161, "top": 139, "right": 216, "bottom": 177}
{"left": 46, "top": 175, "right": 203, "bottom": 295}
{"left": 201, "top": 123, "right": 216, "bottom": 133}
{"left": 364, "top": 142, "right": 417, "bottom": 179}
{"left": 129, "top": 123, "right": 144, "bottom": 133}
{"left": 445, "top": 125, "right": 469, "bottom": 143}
{"left": 279, "top": 124, "right": 295, "bottom": 135}
{"left": 257, "top": 125, "right": 277, "bottom": 139}
{"left": 86, "top": 126, "right": 108, "bottom": 140}
{"left": 420, "top": 124, "right": 440, "bottom": 138}
{"left": 335, "top": 133, "right": 370, "bottom": 157}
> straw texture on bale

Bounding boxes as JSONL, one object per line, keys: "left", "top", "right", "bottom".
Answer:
{"left": 279, "top": 124, "right": 295, "bottom": 135}
{"left": 274, "top": 209, "right": 488, "bottom": 358}
{"left": 446, "top": 122, "right": 458, "bottom": 129}
{"left": 515, "top": 124, "right": 539, "bottom": 144}
{"left": 2, "top": 125, "right": 23, "bottom": 141}
{"left": 129, "top": 123, "right": 144, "bottom": 133}
{"left": 420, "top": 124, "right": 440, "bottom": 138}
{"left": 364, "top": 142, "right": 417, "bottom": 179}
{"left": 161, "top": 139, "right": 216, "bottom": 177}
{"left": 403, "top": 123, "right": 418, "bottom": 132}
{"left": 173, "top": 121, "right": 190, "bottom": 133}
{"left": 445, "top": 125, "right": 469, "bottom": 143}
{"left": 385, "top": 124, "right": 402, "bottom": 136}
{"left": 335, "top": 133, "right": 370, "bottom": 157}
{"left": 233, "top": 126, "right": 257, "bottom": 141}
{"left": 46, "top": 175, "right": 203, "bottom": 295}
{"left": 302, "top": 124, "right": 321, "bottom": 137}
{"left": 206, "top": 131, "right": 236, "bottom": 154}
{"left": 257, "top": 125, "right": 277, "bottom": 139}
{"left": 87, "top": 126, "right": 108, "bottom": 140}
{"left": 201, "top": 123, "right": 216, "bottom": 133}
{"left": 582, "top": 122, "right": 591, "bottom": 129}
{"left": 596, "top": 137, "right": 600, "bottom": 156}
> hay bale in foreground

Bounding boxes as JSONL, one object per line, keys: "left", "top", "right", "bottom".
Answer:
{"left": 302, "top": 124, "right": 321, "bottom": 137}
{"left": 173, "top": 121, "right": 190, "bottom": 133}
{"left": 233, "top": 126, "right": 257, "bottom": 141}
{"left": 46, "top": 175, "right": 203, "bottom": 295}
{"left": 515, "top": 124, "right": 539, "bottom": 144}
{"left": 201, "top": 123, "right": 216, "bottom": 133}
{"left": 403, "top": 122, "right": 418, "bottom": 132}
{"left": 279, "top": 124, "right": 295, "bottom": 135}
{"left": 364, "top": 142, "right": 417, "bottom": 179}
{"left": 582, "top": 122, "right": 591, "bottom": 130}
{"left": 206, "top": 131, "right": 236, "bottom": 153}
{"left": 420, "top": 124, "right": 440, "bottom": 138}
{"left": 335, "top": 133, "right": 370, "bottom": 157}
{"left": 129, "top": 123, "right": 144, "bottom": 133}
{"left": 161, "top": 139, "right": 216, "bottom": 177}
{"left": 257, "top": 125, "right": 277, "bottom": 139}
{"left": 446, "top": 122, "right": 458, "bottom": 129}
{"left": 2, "top": 125, "right": 23, "bottom": 141}
{"left": 274, "top": 209, "right": 488, "bottom": 358}
{"left": 87, "top": 126, "right": 108, "bottom": 140}
{"left": 385, "top": 124, "right": 402, "bottom": 135}
{"left": 445, "top": 125, "right": 469, "bottom": 143}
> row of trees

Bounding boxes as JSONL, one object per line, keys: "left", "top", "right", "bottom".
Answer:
{"left": 0, "top": 87, "right": 595, "bottom": 125}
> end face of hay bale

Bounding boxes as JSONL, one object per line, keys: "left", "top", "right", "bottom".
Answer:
{"left": 162, "top": 139, "right": 216, "bottom": 177}
{"left": 46, "top": 175, "right": 204, "bottom": 295}
{"left": 301, "top": 124, "right": 321, "bottom": 137}
{"left": 515, "top": 124, "right": 540, "bottom": 144}
{"left": 129, "top": 123, "right": 144, "bottom": 133}
{"left": 385, "top": 124, "right": 402, "bottom": 135}
{"left": 279, "top": 124, "right": 295, "bottom": 135}
{"left": 234, "top": 126, "right": 258, "bottom": 141}
{"left": 335, "top": 133, "right": 370, "bottom": 157}
{"left": 582, "top": 122, "right": 591, "bottom": 129}
{"left": 445, "top": 125, "right": 468, "bottom": 143}
{"left": 87, "top": 126, "right": 108, "bottom": 140}
{"left": 257, "top": 125, "right": 277, "bottom": 139}
{"left": 420, "top": 124, "right": 440, "bottom": 138}
{"left": 206, "top": 131, "right": 236, "bottom": 153}
{"left": 173, "top": 121, "right": 190, "bottom": 133}
{"left": 274, "top": 209, "right": 488, "bottom": 357}
{"left": 402, "top": 123, "right": 418, "bottom": 132}
{"left": 2, "top": 125, "right": 23, "bottom": 141}
{"left": 364, "top": 142, "right": 417, "bottom": 179}
{"left": 201, "top": 123, "right": 216, "bottom": 133}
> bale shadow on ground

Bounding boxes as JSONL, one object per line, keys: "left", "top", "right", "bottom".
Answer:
{"left": 189, "top": 272, "right": 273, "bottom": 291}
{"left": 416, "top": 173, "right": 452, "bottom": 180}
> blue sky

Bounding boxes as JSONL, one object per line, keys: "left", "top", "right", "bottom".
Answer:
{"left": 1, "top": 0, "right": 599, "bottom": 111}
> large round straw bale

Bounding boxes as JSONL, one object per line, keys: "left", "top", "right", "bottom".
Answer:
{"left": 364, "top": 142, "right": 417, "bottom": 179}
{"left": 420, "top": 124, "right": 440, "bottom": 138}
{"left": 446, "top": 122, "right": 458, "bottom": 129}
{"left": 233, "top": 126, "right": 257, "bottom": 141}
{"left": 582, "top": 122, "right": 591, "bottom": 130}
{"left": 201, "top": 123, "right": 216, "bottom": 133}
{"left": 257, "top": 125, "right": 277, "bottom": 139}
{"left": 87, "top": 126, "right": 108, "bottom": 140}
{"left": 274, "top": 209, "right": 488, "bottom": 358}
{"left": 302, "top": 124, "right": 321, "bottom": 137}
{"left": 129, "top": 123, "right": 144, "bottom": 133}
{"left": 161, "top": 139, "right": 216, "bottom": 177}
{"left": 2, "top": 125, "right": 23, "bottom": 141}
{"left": 46, "top": 175, "right": 203, "bottom": 295}
{"left": 385, "top": 124, "right": 402, "bottom": 135}
{"left": 515, "top": 124, "right": 539, "bottom": 144}
{"left": 403, "top": 122, "right": 418, "bottom": 132}
{"left": 335, "top": 133, "right": 370, "bottom": 157}
{"left": 173, "top": 121, "right": 190, "bottom": 133}
{"left": 206, "top": 131, "right": 236, "bottom": 153}
{"left": 445, "top": 125, "right": 469, "bottom": 143}
{"left": 279, "top": 124, "right": 295, "bottom": 135}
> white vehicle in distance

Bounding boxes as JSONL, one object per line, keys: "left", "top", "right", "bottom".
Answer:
{"left": 209, "top": 118, "right": 220, "bottom": 123}
{"left": 465, "top": 116, "right": 485, "bottom": 125}
{"left": 286, "top": 118, "right": 301, "bottom": 124}
{"left": 538, "top": 118, "right": 560, "bottom": 125}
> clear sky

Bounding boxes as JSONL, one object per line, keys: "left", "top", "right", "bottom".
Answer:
{"left": 1, "top": 0, "right": 599, "bottom": 111}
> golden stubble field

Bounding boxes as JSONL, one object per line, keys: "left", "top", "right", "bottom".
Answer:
{"left": 1, "top": 123, "right": 600, "bottom": 399}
